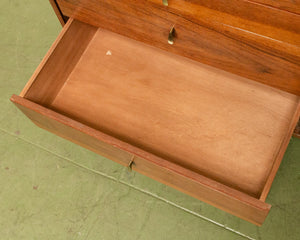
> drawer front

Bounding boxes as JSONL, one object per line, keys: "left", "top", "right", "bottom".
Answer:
{"left": 56, "top": 0, "right": 300, "bottom": 95}
{"left": 11, "top": 94, "right": 271, "bottom": 225}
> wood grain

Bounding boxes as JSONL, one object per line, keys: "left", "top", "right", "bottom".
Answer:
{"left": 247, "top": 0, "right": 300, "bottom": 15}
{"left": 10, "top": 94, "right": 271, "bottom": 225}
{"left": 56, "top": 0, "right": 300, "bottom": 95}
{"left": 148, "top": 0, "right": 300, "bottom": 62}
{"left": 154, "top": 0, "right": 300, "bottom": 32}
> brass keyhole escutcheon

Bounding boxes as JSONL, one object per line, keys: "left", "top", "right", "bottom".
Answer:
{"left": 162, "top": 0, "right": 168, "bottom": 6}
{"left": 168, "top": 26, "right": 175, "bottom": 45}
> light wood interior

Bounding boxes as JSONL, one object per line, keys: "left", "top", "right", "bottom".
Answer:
{"left": 24, "top": 20, "right": 300, "bottom": 198}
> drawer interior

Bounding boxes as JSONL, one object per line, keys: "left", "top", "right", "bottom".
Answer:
{"left": 22, "top": 20, "right": 299, "bottom": 199}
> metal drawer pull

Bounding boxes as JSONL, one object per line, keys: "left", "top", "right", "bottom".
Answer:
{"left": 127, "top": 156, "right": 135, "bottom": 171}
{"left": 168, "top": 26, "right": 175, "bottom": 45}
{"left": 162, "top": 0, "right": 168, "bottom": 6}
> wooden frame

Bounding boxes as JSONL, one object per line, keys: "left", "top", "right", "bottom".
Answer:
{"left": 10, "top": 19, "right": 300, "bottom": 225}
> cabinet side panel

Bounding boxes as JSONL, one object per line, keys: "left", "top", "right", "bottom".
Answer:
{"left": 49, "top": 0, "right": 67, "bottom": 26}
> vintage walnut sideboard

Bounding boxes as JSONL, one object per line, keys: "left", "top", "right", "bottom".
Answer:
{"left": 10, "top": 0, "right": 300, "bottom": 225}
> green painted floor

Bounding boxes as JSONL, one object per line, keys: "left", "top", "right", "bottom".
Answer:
{"left": 0, "top": 1, "right": 299, "bottom": 239}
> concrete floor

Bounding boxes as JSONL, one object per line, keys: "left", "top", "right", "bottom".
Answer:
{"left": 0, "top": 1, "right": 299, "bottom": 239}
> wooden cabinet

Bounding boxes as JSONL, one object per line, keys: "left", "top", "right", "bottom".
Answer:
{"left": 11, "top": 0, "right": 300, "bottom": 225}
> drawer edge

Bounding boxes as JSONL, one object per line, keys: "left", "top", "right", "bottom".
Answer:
{"left": 10, "top": 94, "right": 271, "bottom": 225}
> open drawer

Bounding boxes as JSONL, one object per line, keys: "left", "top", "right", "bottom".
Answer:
{"left": 11, "top": 19, "right": 300, "bottom": 225}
